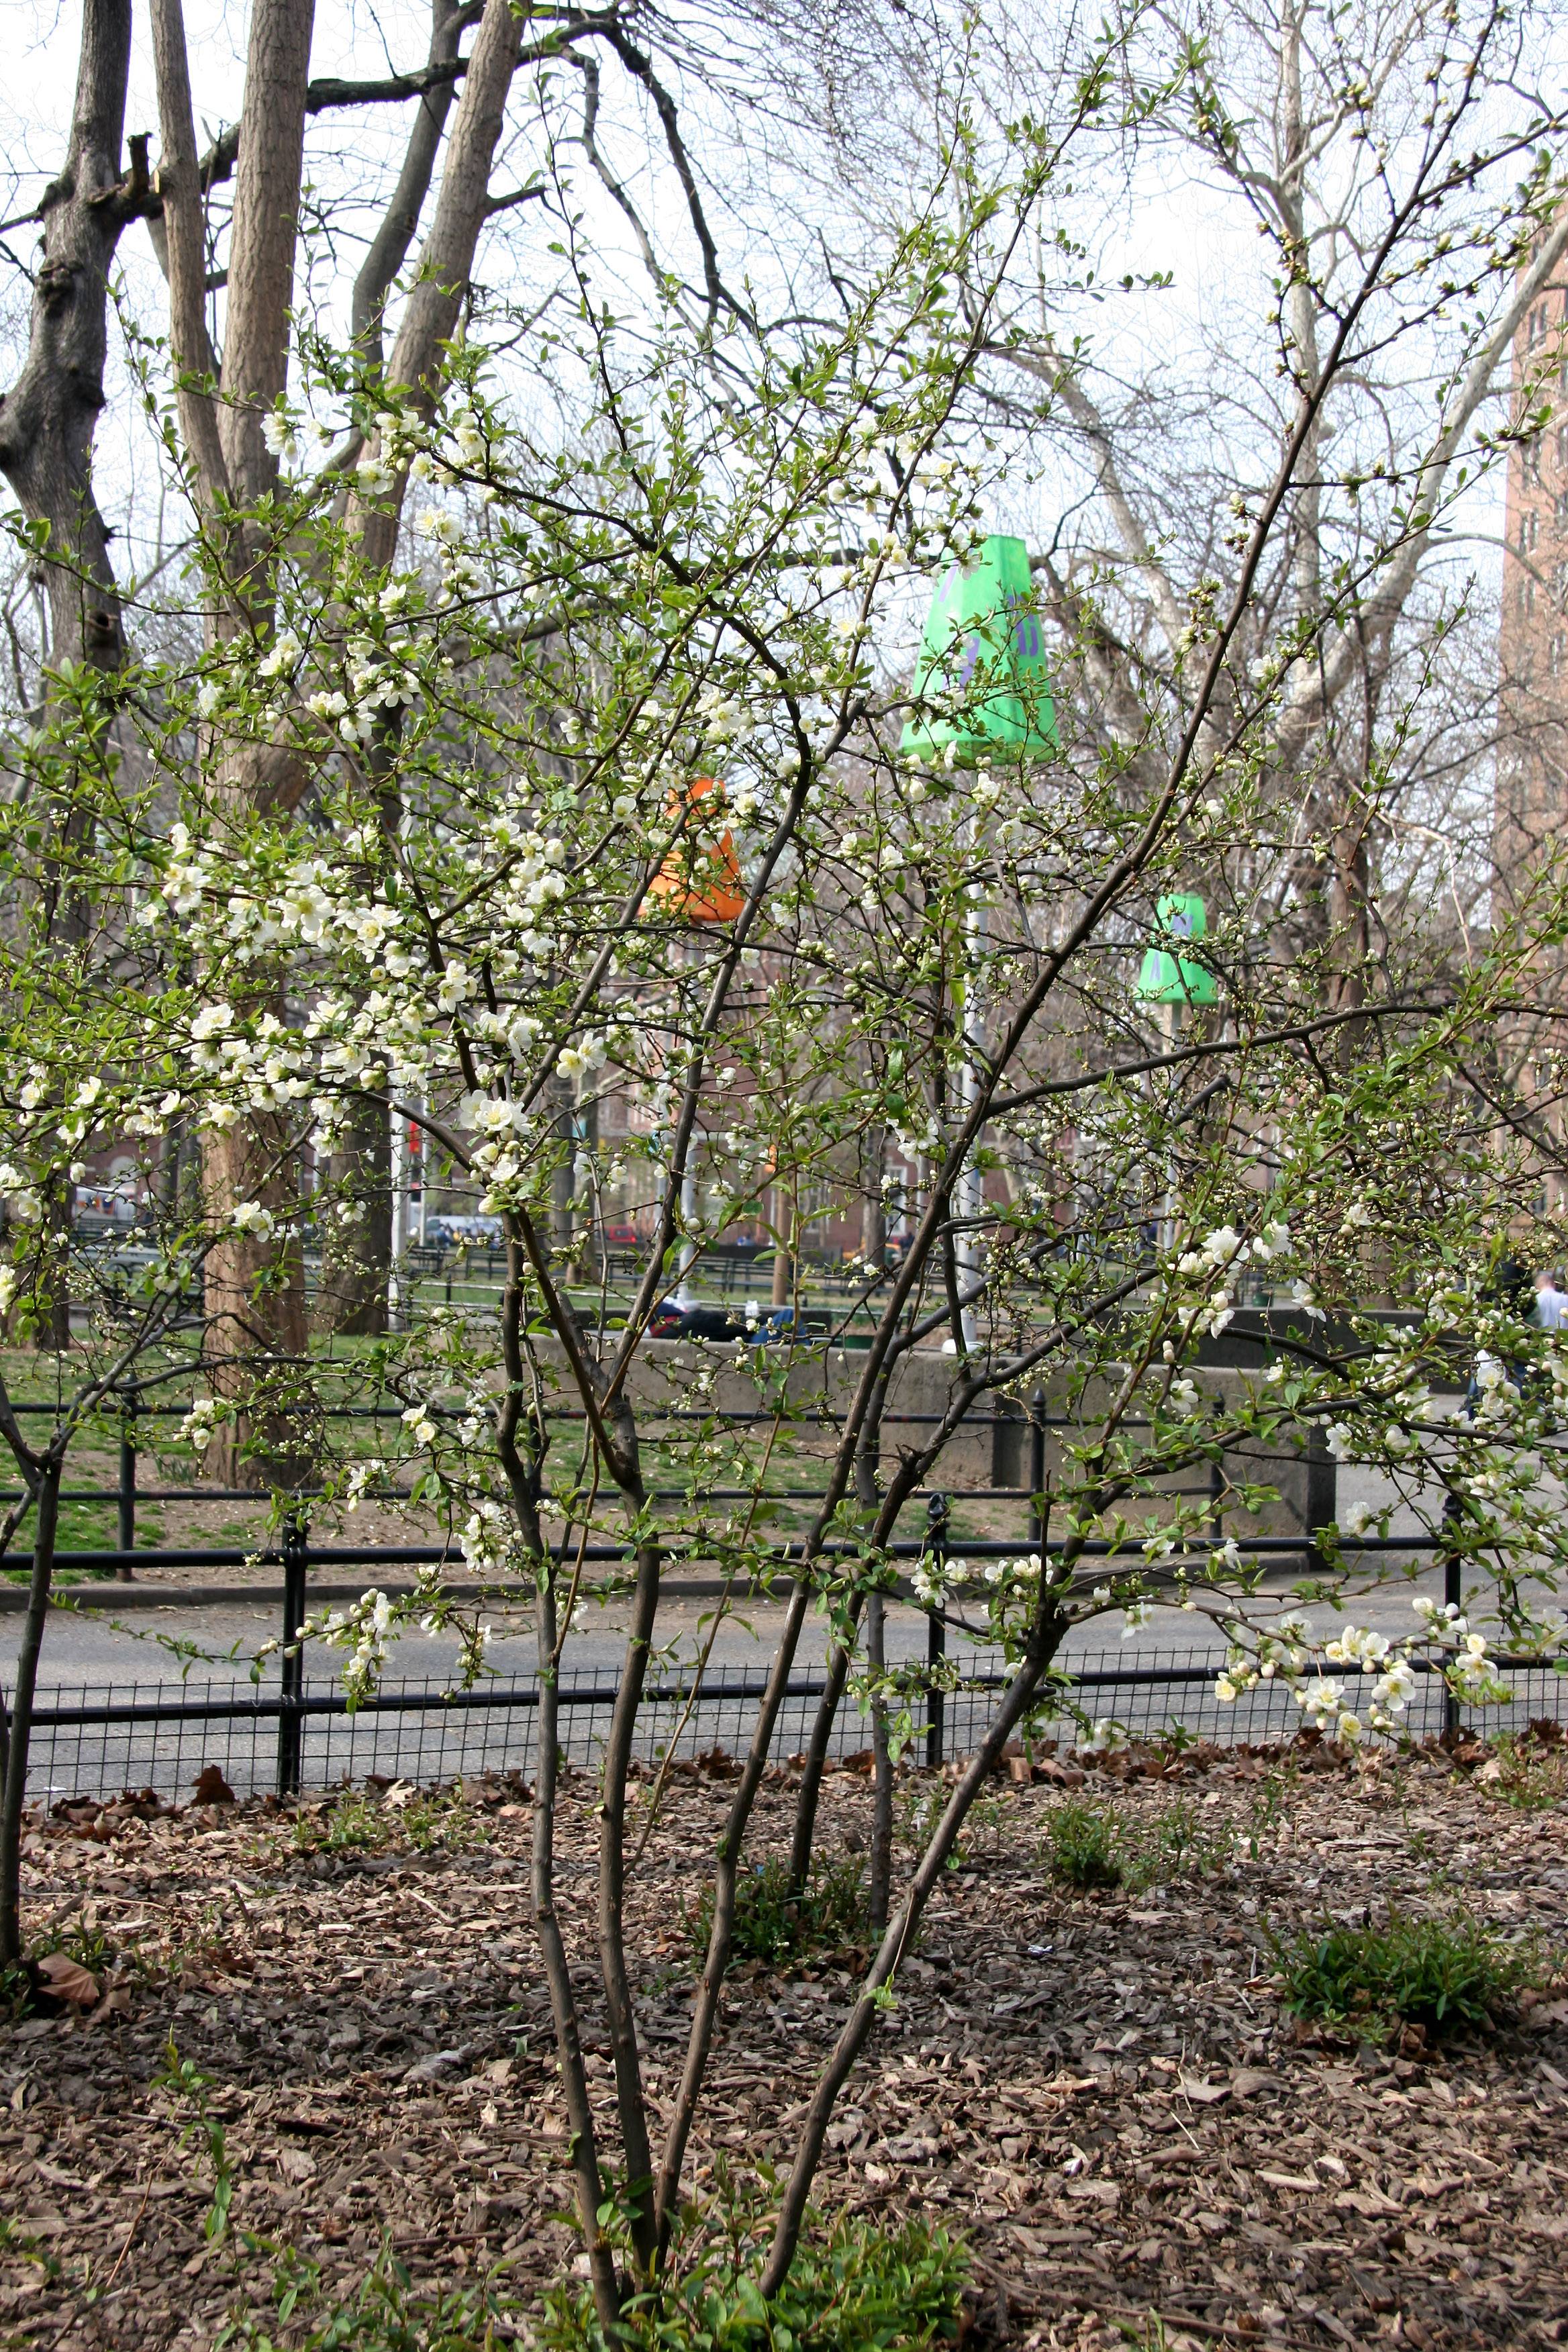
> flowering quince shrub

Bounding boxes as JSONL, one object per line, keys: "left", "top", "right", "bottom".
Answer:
{"left": 5, "top": 31, "right": 1568, "bottom": 2328}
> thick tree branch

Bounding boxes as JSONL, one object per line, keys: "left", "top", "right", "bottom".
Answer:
{"left": 350, "top": 1, "right": 483, "bottom": 368}
{"left": 149, "top": 0, "right": 229, "bottom": 508}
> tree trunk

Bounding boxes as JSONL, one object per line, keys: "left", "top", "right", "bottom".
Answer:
{"left": 352, "top": 0, "right": 477, "bottom": 370}
{"left": 866, "top": 1587, "right": 892, "bottom": 1937}
{"left": 153, "top": 0, "right": 319, "bottom": 1473}
{"left": 861, "top": 1120, "right": 886, "bottom": 1269}
{"left": 319, "top": 0, "right": 521, "bottom": 1325}
{"left": 550, "top": 1077, "right": 577, "bottom": 1263}
{"left": 201, "top": 1095, "right": 313, "bottom": 1487}
{"left": 0, "top": 0, "right": 146, "bottom": 1358}
{"left": 0, "top": 1457, "right": 60, "bottom": 1965}
{"left": 0, "top": 0, "right": 135, "bottom": 679}
{"left": 315, "top": 1093, "right": 393, "bottom": 1337}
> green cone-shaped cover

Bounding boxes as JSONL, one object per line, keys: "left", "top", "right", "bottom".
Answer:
{"left": 1135, "top": 893, "right": 1220, "bottom": 1006}
{"left": 899, "top": 535, "right": 1057, "bottom": 767}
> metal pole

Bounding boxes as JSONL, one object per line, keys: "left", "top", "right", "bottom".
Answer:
{"left": 1441, "top": 1492, "right": 1464, "bottom": 1742}
{"left": 1029, "top": 1387, "right": 1046, "bottom": 1552}
{"left": 1158, "top": 999, "right": 1183, "bottom": 1255}
{"left": 116, "top": 1398, "right": 136, "bottom": 1581}
{"left": 276, "top": 1515, "right": 308, "bottom": 1800}
{"left": 925, "top": 1491, "right": 948, "bottom": 1770}
{"left": 954, "top": 894, "right": 987, "bottom": 1353}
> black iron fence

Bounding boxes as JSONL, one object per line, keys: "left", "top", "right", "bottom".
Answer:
{"left": 4, "top": 1388, "right": 1552, "bottom": 1804}
{"left": 19, "top": 1646, "right": 1568, "bottom": 1808}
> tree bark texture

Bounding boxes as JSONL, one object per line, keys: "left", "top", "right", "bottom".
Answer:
{"left": 0, "top": 0, "right": 137, "bottom": 678}
{"left": 352, "top": 0, "right": 480, "bottom": 368}
{"left": 348, "top": 0, "right": 525, "bottom": 573}
{"left": 201, "top": 1102, "right": 313, "bottom": 1486}
{"left": 218, "top": 0, "right": 316, "bottom": 526}
{"left": 314, "top": 1092, "right": 393, "bottom": 1336}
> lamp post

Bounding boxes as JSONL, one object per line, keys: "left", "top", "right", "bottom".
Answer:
{"left": 899, "top": 535, "right": 1056, "bottom": 1355}
{"left": 1134, "top": 893, "right": 1219, "bottom": 1255}
{"left": 650, "top": 778, "right": 746, "bottom": 1313}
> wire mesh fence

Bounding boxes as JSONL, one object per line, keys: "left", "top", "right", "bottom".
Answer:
{"left": 18, "top": 1644, "right": 1568, "bottom": 1804}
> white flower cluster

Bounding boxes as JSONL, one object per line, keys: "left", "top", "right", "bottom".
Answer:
{"left": 0, "top": 1162, "right": 44, "bottom": 1224}
{"left": 303, "top": 634, "right": 420, "bottom": 746}
{"left": 459, "top": 1498, "right": 529, "bottom": 1580}
{"left": 306, "top": 1587, "right": 395, "bottom": 1707}
{"left": 1216, "top": 1596, "right": 1515, "bottom": 1742}
{"left": 910, "top": 1551, "right": 1040, "bottom": 1607}
{"left": 402, "top": 1399, "right": 438, "bottom": 1449}
{"left": 342, "top": 1459, "right": 387, "bottom": 1514}
{"left": 181, "top": 1397, "right": 217, "bottom": 1454}
{"left": 1173, "top": 1220, "right": 1291, "bottom": 1338}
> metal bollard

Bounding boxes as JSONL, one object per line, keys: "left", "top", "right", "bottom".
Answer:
{"left": 116, "top": 1397, "right": 136, "bottom": 1580}
{"left": 276, "top": 1514, "right": 309, "bottom": 1799}
{"left": 924, "top": 1490, "right": 948, "bottom": 1769}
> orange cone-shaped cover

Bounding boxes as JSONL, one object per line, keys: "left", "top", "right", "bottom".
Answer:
{"left": 650, "top": 777, "right": 746, "bottom": 925}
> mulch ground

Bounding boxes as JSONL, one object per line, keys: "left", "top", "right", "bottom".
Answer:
{"left": 5, "top": 1736, "right": 1568, "bottom": 2352}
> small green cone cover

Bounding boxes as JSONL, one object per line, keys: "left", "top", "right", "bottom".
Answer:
{"left": 1135, "top": 893, "right": 1220, "bottom": 1006}
{"left": 899, "top": 535, "right": 1057, "bottom": 767}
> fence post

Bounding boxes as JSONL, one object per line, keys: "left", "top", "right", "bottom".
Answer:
{"left": 116, "top": 1396, "right": 136, "bottom": 1581}
{"left": 1440, "top": 1492, "right": 1464, "bottom": 1742}
{"left": 276, "top": 1514, "right": 309, "bottom": 1800}
{"left": 924, "top": 1490, "right": 948, "bottom": 1770}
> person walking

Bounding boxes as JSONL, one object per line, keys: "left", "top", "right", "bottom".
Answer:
{"left": 1535, "top": 1270, "right": 1568, "bottom": 1332}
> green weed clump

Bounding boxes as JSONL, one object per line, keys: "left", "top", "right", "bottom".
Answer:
{"left": 217, "top": 2241, "right": 520, "bottom": 2351}
{"left": 1273, "top": 1912, "right": 1534, "bottom": 2039}
{"left": 540, "top": 2179, "right": 969, "bottom": 2352}
{"left": 1042, "top": 1794, "right": 1248, "bottom": 1894}
{"left": 1044, "top": 1801, "right": 1122, "bottom": 1890}
{"left": 213, "top": 2181, "right": 966, "bottom": 2352}
{"left": 689, "top": 1855, "right": 868, "bottom": 1971}
{"left": 285, "top": 1784, "right": 491, "bottom": 1859}
{"left": 1, "top": 1917, "right": 139, "bottom": 2020}
{"left": 1483, "top": 1734, "right": 1568, "bottom": 1813}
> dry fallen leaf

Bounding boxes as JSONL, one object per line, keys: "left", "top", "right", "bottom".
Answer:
{"left": 191, "top": 1765, "right": 236, "bottom": 1805}
{"left": 37, "top": 1951, "right": 99, "bottom": 2006}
